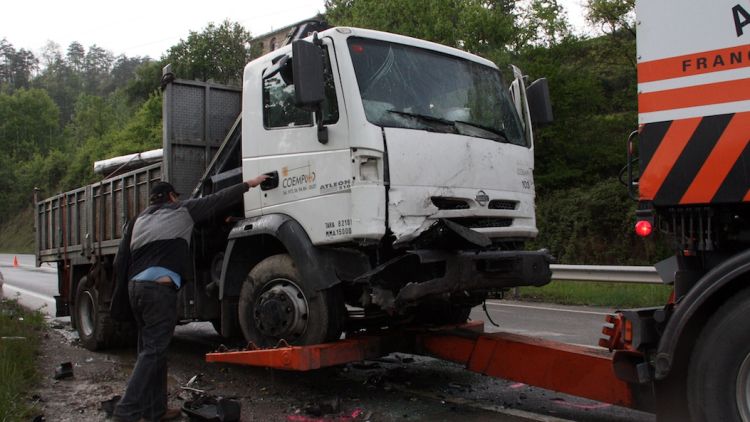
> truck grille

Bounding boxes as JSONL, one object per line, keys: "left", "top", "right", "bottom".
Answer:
{"left": 488, "top": 200, "right": 518, "bottom": 210}
{"left": 431, "top": 197, "right": 470, "bottom": 210}
{"left": 448, "top": 217, "right": 513, "bottom": 228}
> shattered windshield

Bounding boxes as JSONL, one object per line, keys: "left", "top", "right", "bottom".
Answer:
{"left": 347, "top": 37, "right": 526, "bottom": 147}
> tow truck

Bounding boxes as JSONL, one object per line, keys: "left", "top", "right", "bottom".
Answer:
{"left": 206, "top": 2, "right": 750, "bottom": 421}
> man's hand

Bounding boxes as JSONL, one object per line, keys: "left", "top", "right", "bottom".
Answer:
{"left": 245, "top": 174, "right": 270, "bottom": 188}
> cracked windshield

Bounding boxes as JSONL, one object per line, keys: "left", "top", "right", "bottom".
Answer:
{"left": 347, "top": 37, "right": 526, "bottom": 147}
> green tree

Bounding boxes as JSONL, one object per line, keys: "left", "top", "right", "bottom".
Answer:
{"left": 68, "top": 94, "right": 117, "bottom": 144}
{"left": 0, "top": 88, "right": 60, "bottom": 159}
{"left": 125, "top": 60, "right": 164, "bottom": 104}
{"left": 517, "top": 0, "right": 571, "bottom": 48}
{"left": 63, "top": 93, "right": 162, "bottom": 187}
{"left": 0, "top": 39, "right": 38, "bottom": 91}
{"left": 66, "top": 42, "right": 85, "bottom": 72}
{"left": 325, "top": 0, "right": 519, "bottom": 57}
{"left": 586, "top": 0, "right": 635, "bottom": 36}
{"left": 83, "top": 44, "right": 114, "bottom": 94}
{"left": 165, "top": 20, "right": 251, "bottom": 84}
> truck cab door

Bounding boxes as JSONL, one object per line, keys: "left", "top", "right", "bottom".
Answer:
{"left": 242, "top": 38, "right": 353, "bottom": 244}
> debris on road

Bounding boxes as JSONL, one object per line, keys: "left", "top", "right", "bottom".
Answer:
{"left": 53, "top": 362, "right": 74, "bottom": 380}
{"left": 100, "top": 395, "right": 121, "bottom": 416}
{"left": 182, "top": 395, "right": 241, "bottom": 422}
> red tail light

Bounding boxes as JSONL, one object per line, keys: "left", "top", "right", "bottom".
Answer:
{"left": 635, "top": 220, "right": 653, "bottom": 237}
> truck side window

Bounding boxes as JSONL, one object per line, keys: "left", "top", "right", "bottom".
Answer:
{"left": 263, "top": 49, "right": 339, "bottom": 129}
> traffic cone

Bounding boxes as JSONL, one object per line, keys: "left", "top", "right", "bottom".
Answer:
{"left": 12, "top": 256, "right": 18, "bottom": 267}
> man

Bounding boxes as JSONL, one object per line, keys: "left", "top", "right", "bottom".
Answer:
{"left": 113, "top": 175, "right": 267, "bottom": 422}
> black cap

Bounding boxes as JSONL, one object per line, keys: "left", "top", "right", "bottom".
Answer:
{"left": 149, "top": 181, "right": 179, "bottom": 204}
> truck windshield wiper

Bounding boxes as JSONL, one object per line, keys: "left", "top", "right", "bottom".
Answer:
{"left": 387, "top": 110, "right": 457, "bottom": 130}
{"left": 454, "top": 120, "right": 510, "bottom": 143}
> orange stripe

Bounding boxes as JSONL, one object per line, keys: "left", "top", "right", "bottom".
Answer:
{"left": 639, "top": 78, "right": 750, "bottom": 113}
{"left": 638, "top": 44, "right": 750, "bottom": 83}
{"left": 744, "top": 189, "right": 750, "bottom": 202}
{"left": 639, "top": 118, "right": 702, "bottom": 200}
{"left": 681, "top": 112, "right": 750, "bottom": 204}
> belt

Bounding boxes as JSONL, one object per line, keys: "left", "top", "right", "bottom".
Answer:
{"left": 154, "top": 276, "right": 174, "bottom": 286}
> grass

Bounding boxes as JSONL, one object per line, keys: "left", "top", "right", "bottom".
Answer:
{"left": 0, "top": 298, "right": 45, "bottom": 421}
{"left": 518, "top": 280, "right": 673, "bottom": 308}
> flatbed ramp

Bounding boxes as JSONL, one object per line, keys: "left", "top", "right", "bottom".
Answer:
{"left": 206, "top": 321, "right": 653, "bottom": 413}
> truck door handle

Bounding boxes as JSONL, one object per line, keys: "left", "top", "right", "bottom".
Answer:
{"left": 260, "top": 171, "right": 279, "bottom": 191}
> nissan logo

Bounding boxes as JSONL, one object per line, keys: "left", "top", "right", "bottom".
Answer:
{"left": 476, "top": 190, "right": 489, "bottom": 207}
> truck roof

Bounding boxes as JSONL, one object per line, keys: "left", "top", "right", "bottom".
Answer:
{"left": 252, "top": 26, "right": 499, "bottom": 70}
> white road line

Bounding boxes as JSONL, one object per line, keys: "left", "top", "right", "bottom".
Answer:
{"left": 2, "top": 282, "right": 56, "bottom": 305}
{"left": 484, "top": 301, "right": 612, "bottom": 316}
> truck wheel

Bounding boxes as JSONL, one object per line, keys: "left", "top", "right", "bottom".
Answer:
{"left": 74, "top": 276, "right": 114, "bottom": 351}
{"left": 238, "top": 254, "right": 343, "bottom": 347}
{"left": 687, "top": 288, "right": 750, "bottom": 422}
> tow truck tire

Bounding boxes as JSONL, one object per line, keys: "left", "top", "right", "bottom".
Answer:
{"left": 238, "top": 254, "right": 343, "bottom": 347}
{"left": 74, "top": 276, "right": 115, "bottom": 351}
{"left": 687, "top": 287, "right": 750, "bottom": 422}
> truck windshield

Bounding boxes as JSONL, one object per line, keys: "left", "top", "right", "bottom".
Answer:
{"left": 347, "top": 37, "right": 526, "bottom": 147}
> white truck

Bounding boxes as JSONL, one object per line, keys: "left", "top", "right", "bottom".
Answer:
{"left": 36, "top": 26, "right": 553, "bottom": 350}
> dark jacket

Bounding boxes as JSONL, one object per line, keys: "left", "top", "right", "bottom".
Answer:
{"left": 128, "top": 183, "right": 249, "bottom": 280}
{"left": 110, "top": 182, "right": 249, "bottom": 322}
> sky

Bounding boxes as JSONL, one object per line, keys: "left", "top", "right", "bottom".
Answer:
{"left": 1, "top": 0, "right": 589, "bottom": 60}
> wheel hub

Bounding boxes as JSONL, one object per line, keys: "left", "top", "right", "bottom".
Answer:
{"left": 254, "top": 279, "right": 308, "bottom": 340}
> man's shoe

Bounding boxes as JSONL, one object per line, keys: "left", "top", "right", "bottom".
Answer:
{"left": 160, "top": 408, "right": 182, "bottom": 421}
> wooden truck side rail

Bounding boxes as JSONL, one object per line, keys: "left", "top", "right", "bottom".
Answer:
{"left": 35, "top": 164, "right": 162, "bottom": 265}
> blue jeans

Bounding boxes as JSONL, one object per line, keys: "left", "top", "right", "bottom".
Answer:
{"left": 114, "top": 281, "right": 177, "bottom": 421}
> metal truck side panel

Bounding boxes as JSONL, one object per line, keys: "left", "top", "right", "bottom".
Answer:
{"left": 637, "top": 0, "right": 750, "bottom": 206}
{"left": 162, "top": 76, "right": 242, "bottom": 198}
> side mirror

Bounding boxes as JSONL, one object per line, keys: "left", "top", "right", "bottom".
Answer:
{"left": 526, "top": 78, "right": 553, "bottom": 125}
{"left": 292, "top": 39, "right": 325, "bottom": 111}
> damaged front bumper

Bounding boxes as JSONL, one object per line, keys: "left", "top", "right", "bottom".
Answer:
{"left": 357, "top": 249, "right": 554, "bottom": 309}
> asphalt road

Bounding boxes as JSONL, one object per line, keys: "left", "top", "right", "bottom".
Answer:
{"left": 0, "top": 253, "right": 654, "bottom": 421}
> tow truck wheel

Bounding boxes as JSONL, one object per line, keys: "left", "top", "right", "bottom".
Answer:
{"left": 74, "top": 276, "right": 114, "bottom": 351}
{"left": 687, "top": 288, "right": 750, "bottom": 422}
{"left": 238, "top": 254, "right": 343, "bottom": 347}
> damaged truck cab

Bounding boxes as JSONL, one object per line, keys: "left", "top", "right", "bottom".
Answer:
{"left": 36, "top": 26, "right": 553, "bottom": 350}
{"left": 222, "top": 28, "right": 553, "bottom": 345}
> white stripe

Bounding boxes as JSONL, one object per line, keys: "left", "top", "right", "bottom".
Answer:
{"left": 639, "top": 100, "right": 750, "bottom": 124}
{"left": 484, "top": 301, "right": 611, "bottom": 316}
{"left": 2, "top": 283, "right": 55, "bottom": 304}
{"left": 638, "top": 67, "right": 750, "bottom": 93}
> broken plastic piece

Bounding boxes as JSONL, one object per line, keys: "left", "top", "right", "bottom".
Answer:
{"left": 182, "top": 396, "right": 240, "bottom": 422}
{"left": 54, "top": 362, "right": 73, "bottom": 380}
{"left": 100, "top": 395, "right": 121, "bottom": 417}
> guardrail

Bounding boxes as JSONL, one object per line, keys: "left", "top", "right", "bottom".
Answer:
{"left": 551, "top": 264, "right": 661, "bottom": 284}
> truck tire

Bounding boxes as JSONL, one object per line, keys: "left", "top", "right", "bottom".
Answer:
{"left": 74, "top": 276, "right": 115, "bottom": 351}
{"left": 687, "top": 287, "right": 750, "bottom": 422}
{"left": 238, "top": 254, "right": 343, "bottom": 347}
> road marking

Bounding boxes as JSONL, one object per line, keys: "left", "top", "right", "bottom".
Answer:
{"left": 2, "top": 282, "right": 55, "bottom": 305}
{"left": 390, "top": 385, "right": 575, "bottom": 422}
{"left": 484, "top": 301, "right": 612, "bottom": 316}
